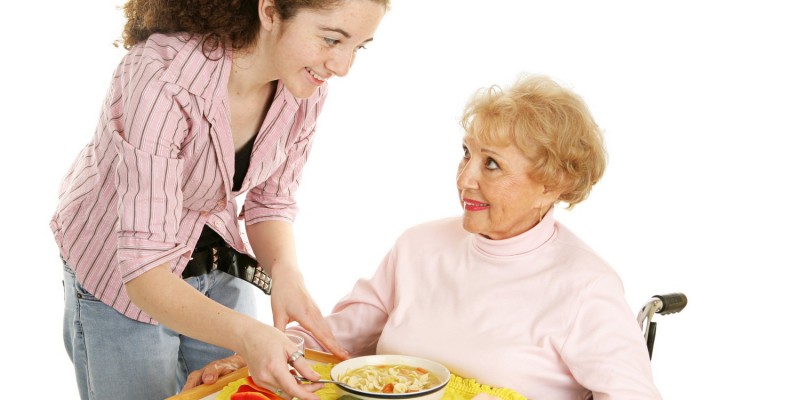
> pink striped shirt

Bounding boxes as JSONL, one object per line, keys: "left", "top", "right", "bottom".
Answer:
{"left": 51, "top": 33, "right": 328, "bottom": 323}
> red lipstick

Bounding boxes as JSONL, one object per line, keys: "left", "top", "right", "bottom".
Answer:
{"left": 463, "top": 198, "right": 489, "bottom": 211}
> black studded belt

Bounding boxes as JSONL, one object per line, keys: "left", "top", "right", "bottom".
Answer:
{"left": 182, "top": 244, "right": 272, "bottom": 295}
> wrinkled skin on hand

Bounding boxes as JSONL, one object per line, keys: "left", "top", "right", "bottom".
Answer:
{"left": 183, "top": 354, "right": 247, "bottom": 391}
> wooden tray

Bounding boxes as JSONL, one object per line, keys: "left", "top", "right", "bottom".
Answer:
{"left": 166, "top": 349, "right": 341, "bottom": 400}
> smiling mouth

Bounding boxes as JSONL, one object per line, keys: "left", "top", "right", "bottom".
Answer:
{"left": 305, "top": 67, "right": 328, "bottom": 82}
{"left": 463, "top": 199, "right": 489, "bottom": 210}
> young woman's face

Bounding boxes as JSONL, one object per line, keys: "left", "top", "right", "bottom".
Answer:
{"left": 270, "top": 0, "right": 385, "bottom": 98}
{"left": 456, "top": 135, "right": 559, "bottom": 240}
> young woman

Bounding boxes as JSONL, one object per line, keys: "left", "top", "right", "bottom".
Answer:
{"left": 51, "top": 1, "right": 388, "bottom": 399}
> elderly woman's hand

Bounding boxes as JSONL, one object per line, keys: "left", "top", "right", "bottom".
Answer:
{"left": 182, "top": 354, "right": 246, "bottom": 391}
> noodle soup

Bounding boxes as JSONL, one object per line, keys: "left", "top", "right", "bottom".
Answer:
{"left": 330, "top": 354, "right": 450, "bottom": 400}
{"left": 340, "top": 364, "right": 442, "bottom": 394}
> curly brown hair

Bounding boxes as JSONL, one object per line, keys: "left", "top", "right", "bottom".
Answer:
{"left": 119, "top": 0, "right": 390, "bottom": 52}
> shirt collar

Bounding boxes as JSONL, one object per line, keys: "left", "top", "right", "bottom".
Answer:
{"left": 152, "top": 33, "right": 229, "bottom": 120}
{"left": 157, "top": 33, "right": 304, "bottom": 116}
{"left": 472, "top": 208, "right": 557, "bottom": 257}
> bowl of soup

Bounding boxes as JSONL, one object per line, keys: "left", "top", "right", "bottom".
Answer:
{"left": 329, "top": 354, "right": 450, "bottom": 400}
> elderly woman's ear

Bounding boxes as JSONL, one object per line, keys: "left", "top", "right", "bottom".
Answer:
{"left": 536, "top": 184, "right": 563, "bottom": 208}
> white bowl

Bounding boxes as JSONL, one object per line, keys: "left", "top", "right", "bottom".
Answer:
{"left": 329, "top": 354, "right": 450, "bottom": 400}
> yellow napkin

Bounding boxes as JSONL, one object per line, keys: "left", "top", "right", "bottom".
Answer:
{"left": 217, "top": 363, "right": 526, "bottom": 400}
{"left": 441, "top": 374, "right": 526, "bottom": 400}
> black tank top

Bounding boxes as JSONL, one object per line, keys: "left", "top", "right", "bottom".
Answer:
{"left": 195, "top": 134, "right": 257, "bottom": 249}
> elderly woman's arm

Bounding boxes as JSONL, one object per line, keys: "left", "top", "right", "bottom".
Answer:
{"left": 560, "top": 276, "right": 662, "bottom": 400}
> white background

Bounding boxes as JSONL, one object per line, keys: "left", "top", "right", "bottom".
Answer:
{"left": 3, "top": 0, "right": 798, "bottom": 398}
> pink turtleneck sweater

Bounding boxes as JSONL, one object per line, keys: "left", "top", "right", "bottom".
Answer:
{"left": 293, "top": 210, "right": 661, "bottom": 399}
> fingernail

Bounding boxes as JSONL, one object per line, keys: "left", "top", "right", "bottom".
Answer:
{"left": 204, "top": 374, "right": 213, "bottom": 381}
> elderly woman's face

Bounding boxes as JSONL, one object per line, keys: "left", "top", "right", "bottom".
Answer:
{"left": 457, "top": 135, "right": 559, "bottom": 240}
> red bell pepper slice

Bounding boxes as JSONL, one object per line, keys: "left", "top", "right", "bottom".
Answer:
{"left": 231, "top": 377, "right": 282, "bottom": 400}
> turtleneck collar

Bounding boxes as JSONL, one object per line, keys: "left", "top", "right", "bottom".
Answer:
{"left": 471, "top": 208, "right": 557, "bottom": 257}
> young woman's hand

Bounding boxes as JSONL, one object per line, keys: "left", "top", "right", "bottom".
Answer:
{"left": 181, "top": 329, "right": 325, "bottom": 400}
{"left": 269, "top": 264, "right": 349, "bottom": 361}
{"left": 236, "top": 324, "right": 325, "bottom": 400}
{"left": 245, "top": 220, "right": 349, "bottom": 361}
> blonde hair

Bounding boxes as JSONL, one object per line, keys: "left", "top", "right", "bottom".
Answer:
{"left": 460, "top": 75, "right": 606, "bottom": 209}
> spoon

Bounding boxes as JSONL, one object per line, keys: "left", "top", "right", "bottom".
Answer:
{"left": 293, "top": 375, "right": 361, "bottom": 391}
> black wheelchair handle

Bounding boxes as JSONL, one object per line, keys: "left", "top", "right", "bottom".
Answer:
{"left": 654, "top": 293, "right": 687, "bottom": 315}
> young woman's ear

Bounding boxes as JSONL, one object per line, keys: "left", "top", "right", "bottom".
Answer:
{"left": 259, "top": 0, "right": 278, "bottom": 31}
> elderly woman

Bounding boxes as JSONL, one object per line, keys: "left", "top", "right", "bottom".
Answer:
{"left": 189, "top": 75, "right": 661, "bottom": 399}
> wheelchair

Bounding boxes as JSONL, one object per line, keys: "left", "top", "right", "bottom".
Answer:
{"left": 636, "top": 292, "right": 688, "bottom": 359}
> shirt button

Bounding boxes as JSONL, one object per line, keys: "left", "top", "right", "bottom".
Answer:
{"left": 218, "top": 200, "right": 226, "bottom": 207}
{"left": 215, "top": 220, "right": 223, "bottom": 229}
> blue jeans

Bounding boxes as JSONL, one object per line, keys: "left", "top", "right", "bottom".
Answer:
{"left": 62, "top": 263, "right": 257, "bottom": 400}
